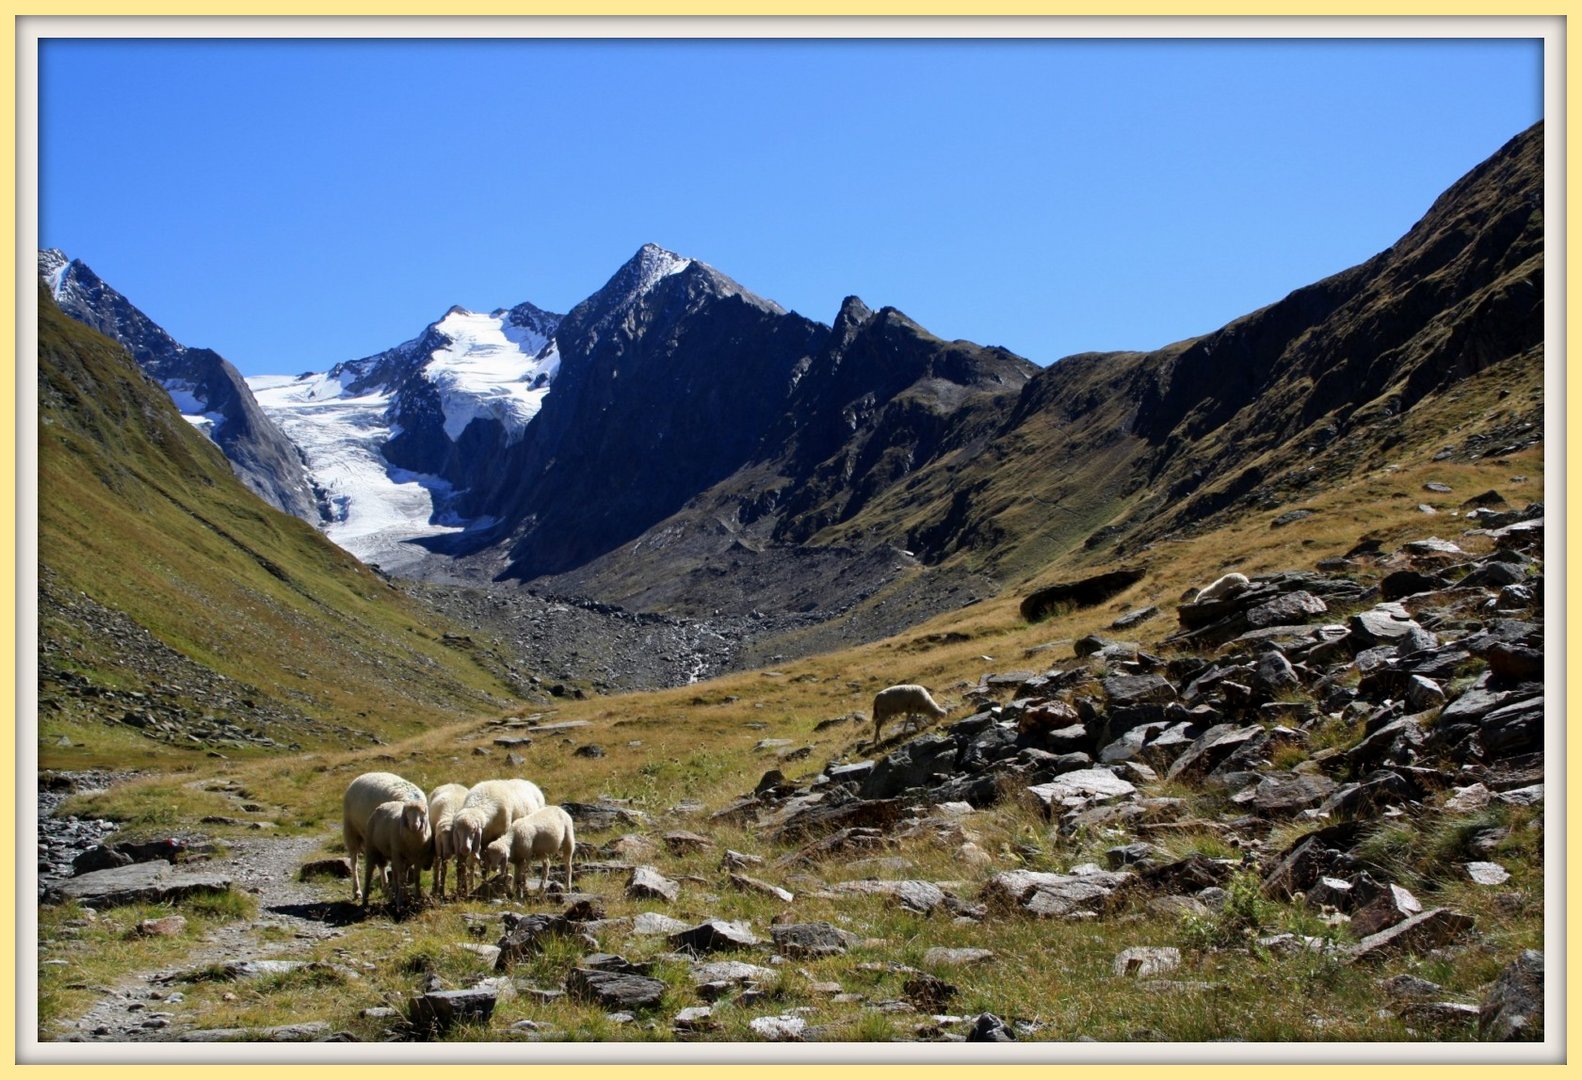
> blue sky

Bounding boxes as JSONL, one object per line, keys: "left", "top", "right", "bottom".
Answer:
{"left": 39, "top": 36, "right": 1542, "bottom": 375}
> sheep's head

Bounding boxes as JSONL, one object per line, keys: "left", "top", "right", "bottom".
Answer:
{"left": 452, "top": 810, "right": 485, "bottom": 863}
{"left": 483, "top": 836, "right": 511, "bottom": 874}
{"left": 401, "top": 800, "right": 430, "bottom": 839}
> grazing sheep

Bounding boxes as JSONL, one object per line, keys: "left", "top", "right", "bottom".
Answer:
{"left": 361, "top": 798, "right": 433, "bottom": 910}
{"left": 496, "top": 805, "right": 577, "bottom": 899}
{"left": 342, "top": 771, "right": 426, "bottom": 903}
{"left": 1194, "top": 572, "right": 1250, "bottom": 603}
{"left": 871, "top": 684, "right": 949, "bottom": 745}
{"left": 481, "top": 833, "right": 513, "bottom": 881}
{"left": 426, "top": 782, "right": 470, "bottom": 901}
{"left": 451, "top": 778, "right": 547, "bottom": 897}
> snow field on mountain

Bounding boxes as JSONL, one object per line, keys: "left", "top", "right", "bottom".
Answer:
{"left": 425, "top": 308, "right": 556, "bottom": 442}
{"left": 248, "top": 372, "right": 463, "bottom": 571}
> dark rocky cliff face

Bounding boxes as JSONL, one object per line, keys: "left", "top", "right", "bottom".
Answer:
{"left": 39, "top": 252, "right": 324, "bottom": 522}
{"left": 445, "top": 249, "right": 830, "bottom": 579}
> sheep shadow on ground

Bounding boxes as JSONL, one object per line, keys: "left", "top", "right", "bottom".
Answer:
{"left": 267, "top": 899, "right": 409, "bottom": 926}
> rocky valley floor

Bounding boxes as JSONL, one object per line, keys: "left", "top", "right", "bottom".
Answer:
{"left": 34, "top": 493, "right": 1549, "bottom": 1049}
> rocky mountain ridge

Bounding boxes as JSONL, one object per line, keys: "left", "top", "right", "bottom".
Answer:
{"left": 40, "top": 250, "right": 324, "bottom": 521}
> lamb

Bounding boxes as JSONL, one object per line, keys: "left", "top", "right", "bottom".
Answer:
{"left": 342, "top": 771, "right": 427, "bottom": 903}
{"left": 451, "top": 777, "right": 546, "bottom": 896}
{"left": 491, "top": 805, "right": 576, "bottom": 899}
{"left": 871, "top": 683, "right": 949, "bottom": 745}
{"left": 425, "top": 782, "right": 470, "bottom": 901}
{"left": 1194, "top": 572, "right": 1250, "bottom": 603}
{"left": 360, "top": 798, "right": 433, "bottom": 910}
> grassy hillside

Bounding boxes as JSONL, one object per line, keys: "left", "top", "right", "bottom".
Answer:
{"left": 37, "top": 286, "right": 525, "bottom": 770}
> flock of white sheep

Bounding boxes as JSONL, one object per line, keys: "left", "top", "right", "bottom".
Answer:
{"left": 336, "top": 683, "right": 973, "bottom": 913}
{"left": 341, "top": 771, "right": 575, "bottom": 911}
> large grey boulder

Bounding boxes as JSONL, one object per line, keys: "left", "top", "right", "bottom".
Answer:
{"left": 43, "top": 861, "right": 233, "bottom": 908}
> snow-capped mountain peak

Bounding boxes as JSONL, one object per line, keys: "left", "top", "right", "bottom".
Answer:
{"left": 38, "top": 248, "right": 70, "bottom": 293}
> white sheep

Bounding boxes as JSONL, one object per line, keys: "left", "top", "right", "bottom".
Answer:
{"left": 493, "top": 805, "right": 577, "bottom": 899}
{"left": 360, "top": 798, "right": 433, "bottom": 910}
{"left": 342, "top": 771, "right": 427, "bottom": 903}
{"left": 451, "top": 777, "right": 547, "bottom": 897}
{"left": 871, "top": 684, "right": 949, "bottom": 745}
{"left": 1194, "top": 572, "right": 1250, "bottom": 603}
{"left": 425, "top": 782, "right": 470, "bottom": 901}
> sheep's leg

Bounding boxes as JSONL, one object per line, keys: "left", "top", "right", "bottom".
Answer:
{"left": 564, "top": 849, "right": 573, "bottom": 895}
{"left": 348, "top": 845, "right": 360, "bottom": 903}
{"left": 540, "top": 858, "right": 552, "bottom": 896}
{"left": 361, "top": 857, "right": 376, "bottom": 909}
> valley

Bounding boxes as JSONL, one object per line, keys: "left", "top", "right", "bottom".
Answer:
{"left": 30, "top": 122, "right": 1550, "bottom": 1050}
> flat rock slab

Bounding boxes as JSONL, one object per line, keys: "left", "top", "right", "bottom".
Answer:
{"left": 982, "top": 869, "right": 1133, "bottom": 918}
{"left": 1346, "top": 907, "right": 1475, "bottom": 964}
{"left": 749, "top": 1014, "right": 809, "bottom": 1041}
{"left": 689, "top": 959, "right": 777, "bottom": 986}
{"left": 773, "top": 921, "right": 859, "bottom": 958}
{"left": 45, "top": 862, "right": 234, "bottom": 908}
{"left": 626, "top": 865, "right": 680, "bottom": 903}
{"left": 1102, "top": 674, "right": 1177, "bottom": 708}
{"left": 565, "top": 967, "right": 667, "bottom": 1010}
{"left": 178, "top": 1022, "right": 333, "bottom": 1042}
{"left": 522, "top": 720, "right": 592, "bottom": 733}
{"left": 630, "top": 911, "right": 690, "bottom": 936}
{"left": 563, "top": 802, "right": 649, "bottom": 831}
{"left": 1349, "top": 603, "right": 1424, "bottom": 646}
{"left": 1465, "top": 861, "right": 1512, "bottom": 886}
{"left": 408, "top": 986, "right": 503, "bottom": 1032}
{"left": 729, "top": 872, "right": 793, "bottom": 902}
{"left": 670, "top": 918, "right": 761, "bottom": 953}
{"left": 495, "top": 913, "right": 584, "bottom": 970}
{"left": 923, "top": 947, "right": 996, "bottom": 967}
{"left": 825, "top": 879, "right": 946, "bottom": 914}
{"left": 1113, "top": 946, "right": 1182, "bottom": 978}
{"left": 1028, "top": 769, "right": 1137, "bottom": 813}
{"left": 1230, "top": 773, "right": 1337, "bottom": 817}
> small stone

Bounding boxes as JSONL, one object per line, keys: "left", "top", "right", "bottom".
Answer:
{"left": 663, "top": 830, "right": 714, "bottom": 854}
{"left": 1465, "top": 861, "right": 1512, "bottom": 886}
{"left": 922, "top": 947, "right": 996, "bottom": 967}
{"left": 1112, "top": 946, "right": 1182, "bottom": 978}
{"left": 749, "top": 1014, "right": 807, "bottom": 1041}
{"left": 134, "top": 915, "right": 187, "bottom": 938}
{"left": 626, "top": 865, "right": 680, "bottom": 903}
